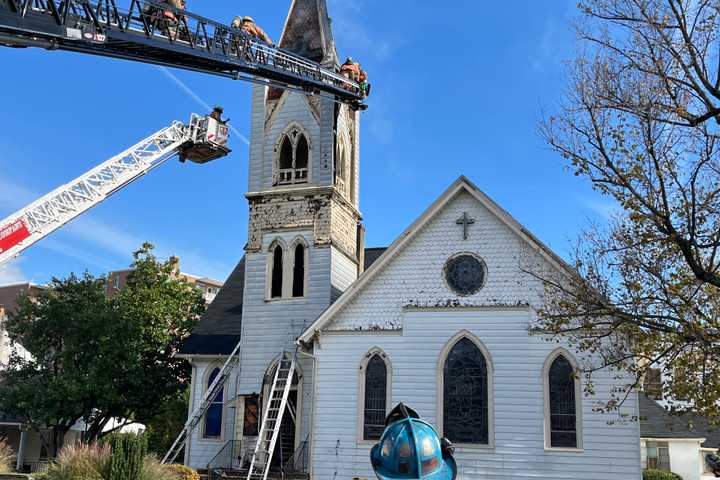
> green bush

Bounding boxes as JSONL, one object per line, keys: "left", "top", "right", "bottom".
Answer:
{"left": 140, "top": 456, "right": 175, "bottom": 480}
{"left": 42, "top": 443, "right": 109, "bottom": 480}
{"left": 166, "top": 463, "right": 200, "bottom": 480}
{"left": 40, "top": 434, "right": 171, "bottom": 480}
{"left": 643, "top": 469, "right": 683, "bottom": 480}
{"left": 103, "top": 433, "right": 148, "bottom": 480}
{"left": 0, "top": 437, "right": 15, "bottom": 473}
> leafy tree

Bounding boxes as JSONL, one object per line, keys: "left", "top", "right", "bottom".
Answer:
{"left": 539, "top": 0, "right": 720, "bottom": 417}
{"left": 0, "top": 243, "right": 204, "bottom": 453}
{"left": 144, "top": 387, "right": 189, "bottom": 456}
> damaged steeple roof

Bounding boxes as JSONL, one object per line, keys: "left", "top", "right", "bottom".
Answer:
{"left": 279, "top": 0, "right": 340, "bottom": 67}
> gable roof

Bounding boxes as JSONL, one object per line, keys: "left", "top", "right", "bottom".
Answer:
{"left": 178, "top": 257, "right": 245, "bottom": 356}
{"left": 278, "top": 0, "right": 339, "bottom": 67}
{"left": 639, "top": 395, "right": 703, "bottom": 440}
{"left": 299, "top": 176, "right": 575, "bottom": 343}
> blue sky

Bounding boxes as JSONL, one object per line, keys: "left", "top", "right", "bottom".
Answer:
{"left": 0, "top": 0, "right": 613, "bottom": 285}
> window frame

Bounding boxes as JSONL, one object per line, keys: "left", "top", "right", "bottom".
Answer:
{"left": 645, "top": 440, "right": 671, "bottom": 471}
{"left": 266, "top": 239, "right": 287, "bottom": 301}
{"left": 542, "top": 348, "right": 583, "bottom": 452}
{"left": 274, "top": 123, "right": 311, "bottom": 186}
{"left": 202, "top": 365, "right": 226, "bottom": 441}
{"left": 357, "top": 348, "right": 392, "bottom": 443}
{"left": 436, "top": 330, "right": 495, "bottom": 449}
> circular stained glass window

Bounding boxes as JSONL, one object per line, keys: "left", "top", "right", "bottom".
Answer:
{"left": 444, "top": 254, "right": 486, "bottom": 296}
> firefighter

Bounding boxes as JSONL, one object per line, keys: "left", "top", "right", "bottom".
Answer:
{"left": 210, "top": 106, "right": 228, "bottom": 125}
{"left": 236, "top": 16, "right": 273, "bottom": 45}
{"left": 341, "top": 57, "right": 360, "bottom": 81}
{"left": 156, "top": 0, "right": 187, "bottom": 41}
{"left": 370, "top": 403, "right": 457, "bottom": 480}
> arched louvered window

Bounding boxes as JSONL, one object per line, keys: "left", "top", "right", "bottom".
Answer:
{"left": 279, "top": 136, "right": 293, "bottom": 170}
{"left": 547, "top": 354, "right": 579, "bottom": 448}
{"left": 204, "top": 367, "right": 224, "bottom": 438}
{"left": 275, "top": 126, "right": 309, "bottom": 185}
{"left": 271, "top": 244, "right": 284, "bottom": 299}
{"left": 443, "top": 337, "right": 489, "bottom": 444}
{"left": 363, "top": 354, "right": 388, "bottom": 440}
{"left": 296, "top": 135, "right": 309, "bottom": 169}
{"left": 292, "top": 243, "right": 305, "bottom": 298}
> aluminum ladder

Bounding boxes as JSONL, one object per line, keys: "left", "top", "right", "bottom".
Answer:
{"left": 246, "top": 350, "right": 297, "bottom": 480}
{"left": 162, "top": 339, "right": 242, "bottom": 464}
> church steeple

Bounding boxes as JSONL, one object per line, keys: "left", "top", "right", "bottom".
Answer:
{"left": 278, "top": 0, "right": 339, "bottom": 68}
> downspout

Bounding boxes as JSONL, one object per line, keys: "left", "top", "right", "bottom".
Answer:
{"left": 298, "top": 341, "right": 318, "bottom": 478}
{"left": 184, "top": 364, "right": 196, "bottom": 466}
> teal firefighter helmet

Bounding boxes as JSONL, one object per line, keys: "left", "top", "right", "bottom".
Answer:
{"left": 370, "top": 403, "right": 457, "bottom": 480}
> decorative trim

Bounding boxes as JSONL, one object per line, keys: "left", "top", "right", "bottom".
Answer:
{"left": 436, "top": 330, "right": 495, "bottom": 448}
{"left": 542, "top": 348, "right": 584, "bottom": 451}
{"left": 356, "top": 347, "right": 393, "bottom": 443}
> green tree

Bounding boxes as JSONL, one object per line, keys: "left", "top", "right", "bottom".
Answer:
{"left": 144, "top": 387, "right": 189, "bottom": 456}
{"left": 539, "top": 0, "right": 720, "bottom": 417}
{"left": 0, "top": 243, "right": 204, "bottom": 453}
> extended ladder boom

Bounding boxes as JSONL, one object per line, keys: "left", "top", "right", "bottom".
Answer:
{"left": 0, "top": 0, "right": 366, "bottom": 108}
{"left": 0, "top": 113, "right": 229, "bottom": 266}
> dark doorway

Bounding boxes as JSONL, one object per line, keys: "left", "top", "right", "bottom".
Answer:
{"left": 270, "top": 390, "right": 297, "bottom": 471}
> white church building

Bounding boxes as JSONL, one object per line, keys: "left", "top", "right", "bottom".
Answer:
{"left": 178, "top": 1, "right": 642, "bottom": 478}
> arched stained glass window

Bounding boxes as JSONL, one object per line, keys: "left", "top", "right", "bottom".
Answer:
{"left": 548, "top": 355, "right": 578, "bottom": 448}
{"left": 271, "top": 244, "right": 283, "bottom": 298}
{"left": 204, "top": 367, "right": 224, "bottom": 438}
{"left": 364, "top": 354, "right": 387, "bottom": 440}
{"left": 292, "top": 244, "right": 305, "bottom": 298}
{"left": 443, "top": 337, "right": 488, "bottom": 444}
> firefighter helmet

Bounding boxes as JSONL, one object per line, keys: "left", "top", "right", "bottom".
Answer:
{"left": 370, "top": 403, "right": 457, "bottom": 480}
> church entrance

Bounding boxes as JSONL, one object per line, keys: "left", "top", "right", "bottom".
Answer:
{"left": 261, "top": 359, "right": 301, "bottom": 472}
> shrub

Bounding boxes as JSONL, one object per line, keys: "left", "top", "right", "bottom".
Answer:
{"left": 0, "top": 437, "right": 15, "bottom": 473}
{"left": 103, "top": 433, "right": 148, "bottom": 480}
{"left": 42, "top": 443, "right": 109, "bottom": 480}
{"left": 643, "top": 470, "right": 683, "bottom": 480}
{"left": 141, "top": 456, "right": 175, "bottom": 480}
{"left": 166, "top": 463, "right": 200, "bottom": 480}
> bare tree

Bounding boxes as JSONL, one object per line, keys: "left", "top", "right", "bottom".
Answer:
{"left": 540, "top": 0, "right": 720, "bottom": 418}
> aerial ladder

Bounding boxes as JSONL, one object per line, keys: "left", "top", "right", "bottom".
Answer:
{"left": 0, "top": 0, "right": 367, "bottom": 109}
{"left": 0, "top": 113, "right": 230, "bottom": 266}
{"left": 0, "top": 0, "right": 365, "bottom": 470}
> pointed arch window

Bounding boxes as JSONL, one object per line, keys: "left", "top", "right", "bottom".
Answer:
{"left": 292, "top": 243, "right": 306, "bottom": 298}
{"left": 271, "top": 244, "right": 284, "bottom": 299}
{"left": 442, "top": 336, "right": 489, "bottom": 444}
{"left": 275, "top": 126, "right": 309, "bottom": 185}
{"left": 359, "top": 350, "right": 391, "bottom": 441}
{"left": 544, "top": 351, "right": 582, "bottom": 450}
{"left": 204, "top": 367, "right": 224, "bottom": 439}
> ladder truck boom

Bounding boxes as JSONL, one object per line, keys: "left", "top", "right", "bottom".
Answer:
{"left": 0, "top": 0, "right": 367, "bottom": 109}
{"left": 0, "top": 113, "right": 230, "bottom": 266}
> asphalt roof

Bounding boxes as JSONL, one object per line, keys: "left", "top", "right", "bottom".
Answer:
{"left": 639, "top": 395, "right": 720, "bottom": 448}
{"left": 178, "top": 248, "right": 387, "bottom": 356}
